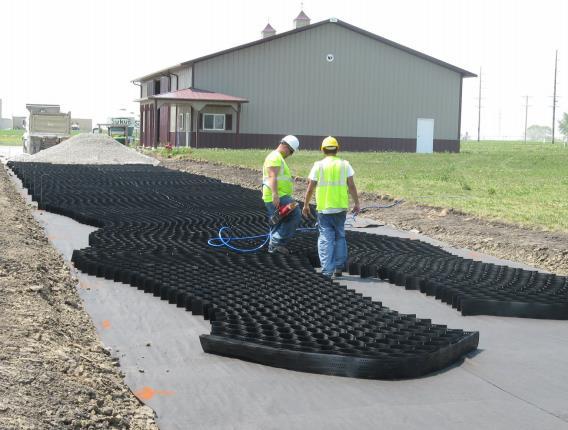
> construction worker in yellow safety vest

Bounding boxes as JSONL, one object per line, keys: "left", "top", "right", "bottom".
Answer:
{"left": 262, "top": 135, "right": 302, "bottom": 254}
{"left": 302, "top": 136, "right": 360, "bottom": 279}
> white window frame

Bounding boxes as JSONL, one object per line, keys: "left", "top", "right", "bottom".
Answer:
{"left": 203, "top": 113, "right": 225, "bottom": 131}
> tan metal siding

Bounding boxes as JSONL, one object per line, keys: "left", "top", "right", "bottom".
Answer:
{"left": 170, "top": 74, "right": 178, "bottom": 91}
{"left": 144, "top": 80, "right": 154, "bottom": 97}
{"left": 194, "top": 23, "right": 460, "bottom": 140}
{"left": 159, "top": 76, "right": 170, "bottom": 93}
{"left": 177, "top": 67, "right": 192, "bottom": 89}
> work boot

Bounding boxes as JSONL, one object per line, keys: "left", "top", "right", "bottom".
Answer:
{"left": 332, "top": 270, "right": 343, "bottom": 279}
{"left": 334, "top": 267, "right": 344, "bottom": 278}
{"left": 268, "top": 245, "right": 289, "bottom": 255}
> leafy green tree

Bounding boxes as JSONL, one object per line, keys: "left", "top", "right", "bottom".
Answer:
{"left": 559, "top": 112, "right": 568, "bottom": 142}
{"left": 526, "top": 125, "right": 552, "bottom": 142}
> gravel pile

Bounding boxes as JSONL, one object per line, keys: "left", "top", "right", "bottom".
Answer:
{"left": 14, "top": 133, "right": 159, "bottom": 165}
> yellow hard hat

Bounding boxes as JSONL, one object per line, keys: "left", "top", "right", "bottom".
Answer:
{"left": 321, "top": 136, "right": 339, "bottom": 150}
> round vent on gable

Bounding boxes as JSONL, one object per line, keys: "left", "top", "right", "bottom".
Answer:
{"left": 326, "top": 54, "right": 335, "bottom": 63}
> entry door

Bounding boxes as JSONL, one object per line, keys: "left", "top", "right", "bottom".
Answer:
{"left": 416, "top": 118, "right": 434, "bottom": 153}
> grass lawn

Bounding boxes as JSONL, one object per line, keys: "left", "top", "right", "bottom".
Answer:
{"left": 0, "top": 129, "right": 24, "bottom": 146}
{"left": 152, "top": 141, "right": 568, "bottom": 232}
{"left": 0, "top": 129, "right": 85, "bottom": 146}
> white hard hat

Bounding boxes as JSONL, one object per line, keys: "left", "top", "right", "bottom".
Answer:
{"left": 281, "top": 135, "right": 300, "bottom": 152}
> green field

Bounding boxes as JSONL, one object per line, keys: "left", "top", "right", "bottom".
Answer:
{"left": 0, "top": 129, "right": 24, "bottom": 146}
{"left": 154, "top": 141, "right": 568, "bottom": 232}
{"left": 0, "top": 129, "right": 87, "bottom": 146}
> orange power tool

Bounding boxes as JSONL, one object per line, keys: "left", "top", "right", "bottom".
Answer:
{"left": 269, "top": 201, "right": 298, "bottom": 225}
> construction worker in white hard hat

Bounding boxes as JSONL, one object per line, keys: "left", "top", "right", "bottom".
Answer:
{"left": 262, "top": 135, "right": 302, "bottom": 254}
{"left": 302, "top": 136, "right": 360, "bottom": 279}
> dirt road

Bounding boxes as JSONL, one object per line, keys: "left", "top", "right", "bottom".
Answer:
{"left": 160, "top": 157, "right": 568, "bottom": 276}
{"left": 0, "top": 166, "right": 158, "bottom": 430}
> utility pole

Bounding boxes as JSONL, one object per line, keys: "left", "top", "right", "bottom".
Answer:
{"left": 477, "top": 67, "right": 482, "bottom": 142}
{"left": 524, "top": 95, "right": 530, "bottom": 143}
{"left": 552, "top": 50, "right": 558, "bottom": 144}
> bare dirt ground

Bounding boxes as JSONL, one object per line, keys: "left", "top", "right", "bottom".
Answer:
{"left": 0, "top": 166, "right": 159, "bottom": 430}
{"left": 160, "top": 157, "right": 568, "bottom": 276}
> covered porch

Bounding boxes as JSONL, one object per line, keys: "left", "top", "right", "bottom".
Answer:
{"left": 138, "top": 88, "right": 248, "bottom": 148}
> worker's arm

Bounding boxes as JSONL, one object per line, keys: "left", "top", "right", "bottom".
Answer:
{"left": 347, "top": 176, "right": 360, "bottom": 214}
{"left": 302, "top": 180, "right": 317, "bottom": 218}
{"left": 267, "top": 166, "right": 280, "bottom": 208}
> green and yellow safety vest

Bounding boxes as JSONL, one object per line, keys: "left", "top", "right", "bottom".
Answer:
{"left": 262, "top": 150, "right": 293, "bottom": 202}
{"left": 314, "top": 156, "right": 349, "bottom": 211}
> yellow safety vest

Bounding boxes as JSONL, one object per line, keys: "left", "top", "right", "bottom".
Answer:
{"left": 314, "top": 156, "right": 349, "bottom": 211}
{"left": 262, "top": 150, "right": 293, "bottom": 202}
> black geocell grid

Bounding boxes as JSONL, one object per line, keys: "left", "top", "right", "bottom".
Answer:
{"left": 26, "top": 160, "right": 568, "bottom": 377}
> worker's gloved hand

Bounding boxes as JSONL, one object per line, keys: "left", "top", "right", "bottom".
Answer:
{"left": 302, "top": 205, "right": 314, "bottom": 219}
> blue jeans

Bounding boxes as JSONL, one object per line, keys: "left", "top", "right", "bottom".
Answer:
{"left": 264, "top": 195, "right": 302, "bottom": 248}
{"left": 317, "top": 211, "right": 347, "bottom": 277}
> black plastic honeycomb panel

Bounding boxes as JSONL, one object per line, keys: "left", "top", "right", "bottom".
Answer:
{"left": 9, "top": 165, "right": 567, "bottom": 315}
{"left": 6, "top": 162, "right": 483, "bottom": 379}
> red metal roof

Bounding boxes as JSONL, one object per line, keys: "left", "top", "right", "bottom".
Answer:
{"left": 262, "top": 23, "right": 276, "bottom": 32}
{"left": 150, "top": 88, "right": 248, "bottom": 103}
{"left": 294, "top": 10, "right": 310, "bottom": 21}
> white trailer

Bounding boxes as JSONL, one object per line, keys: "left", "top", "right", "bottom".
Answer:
{"left": 23, "top": 104, "right": 71, "bottom": 154}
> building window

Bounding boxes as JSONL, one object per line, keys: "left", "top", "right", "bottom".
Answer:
{"left": 178, "top": 113, "right": 184, "bottom": 131}
{"left": 203, "top": 113, "right": 225, "bottom": 131}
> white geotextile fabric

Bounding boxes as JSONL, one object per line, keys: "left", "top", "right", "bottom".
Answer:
{"left": 14, "top": 133, "right": 159, "bottom": 165}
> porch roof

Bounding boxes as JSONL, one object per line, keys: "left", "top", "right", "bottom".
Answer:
{"left": 148, "top": 88, "right": 248, "bottom": 104}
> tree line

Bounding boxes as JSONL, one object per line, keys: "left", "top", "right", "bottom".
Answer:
{"left": 528, "top": 112, "right": 568, "bottom": 142}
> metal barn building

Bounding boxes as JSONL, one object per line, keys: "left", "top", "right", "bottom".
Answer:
{"left": 132, "top": 12, "right": 475, "bottom": 152}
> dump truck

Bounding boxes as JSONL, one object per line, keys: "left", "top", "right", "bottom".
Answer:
{"left": 23, "top": 104, "right": 71, "bottom": 154}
